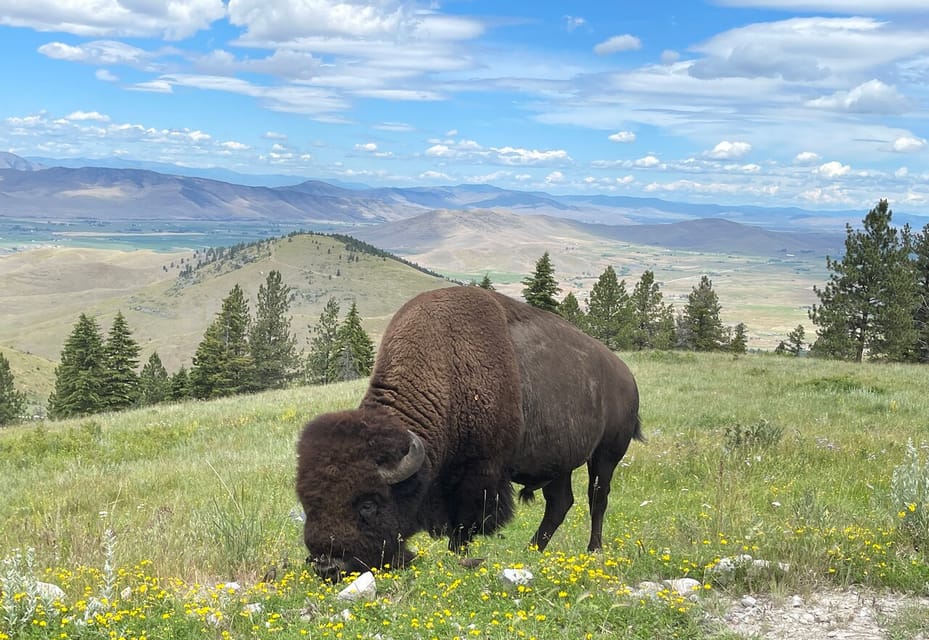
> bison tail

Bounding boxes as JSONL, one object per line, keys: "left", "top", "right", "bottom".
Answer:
{"left": 632, "top": 413, "right": 646, "bottom": 443}
{"left": 518, "top": 487, "right": 536, "bottom": 504}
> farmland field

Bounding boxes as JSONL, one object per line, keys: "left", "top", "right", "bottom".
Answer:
{"left": 2, "top": 352, "right": 928, "bottom": 638}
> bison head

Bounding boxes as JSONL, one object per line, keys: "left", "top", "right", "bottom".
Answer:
{"left": 296, "top": 410, "right": 428, "bottom": 581}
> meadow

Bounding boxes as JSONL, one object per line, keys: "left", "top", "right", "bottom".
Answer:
{"left": 2, "top": 351, "right": 929, "bottom": 639}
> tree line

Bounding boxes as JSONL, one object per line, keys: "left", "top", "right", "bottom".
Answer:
{"left": 517, "top": 252, "right": 747, "bottom": 353}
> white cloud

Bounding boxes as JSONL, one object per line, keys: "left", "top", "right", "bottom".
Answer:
{"left": 492, "top": 146, "right": 571, "bottom": 166}
{"left": 419, "top": 170, "right": 450, "bottom": 180}
{"left": 794, "top": 151, "right": 821, "bottom": 164}
{"left": 892, "top": 135, "right": 927, "bottom": 152}
{"left": 445, "top": 129, "right": 459, "bottom": 137}
{"left": 608, "top": 131, "right": 636, "bottom": 143}
{"left": 263, "top": 131, "right": 288, "bottom": 140}
{"left": 564, "top": 15, "right": 586, "bottom": 31}
{"left": 375, "top": 122, "right": 415, "bottom": 132}
{"left": 95, "top": 69, "right": 119, "bottom": 82}
{"left": 425, "top": 144, "right": 452, "bottom": 157}
{"left": 714, "top": 1, "right": 928, "bottom": 11}
{"left": 221, "top": 141, "right": 251, "bottom": 151}
{"left": 895, "top": 167, "right": 909, "bottom": 178}
{"left": 635, "top": 155, "right": 661, "bottom": 168}
{"left": 816, "top": 161, "right": 851, "bottom": 177}
{"left": 594, "top": 34, "right": 642, "bottom": 55}
{"left": 544, "top": 170, "right": 565, "bottom": 184}
{"left": 129, "top": 80, "right": 173, "bottom": 93}
{"left": 38, "top": 40, "right": 156, "bottom": 67}
{"left": 65, "top": 111, "right": 110, "bottom": 122}
{"left": 3, "top": 1, "right": 223, "bottom": 39}
{"left": 806, "top": 79, "right": 908, "bottom": 114}
{"left": 799, "top": 185, "right": 853, "bottom": 204}
{"left": 660, "top": 50, "right": 680, "bottom": 65}
{"left": 705, "top": 141, "right": 752, "bottom": 160}
{"left": 354, "top": 142, "right": 379, "bottom": 152}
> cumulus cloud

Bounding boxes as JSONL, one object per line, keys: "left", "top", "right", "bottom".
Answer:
{"left": 794, "top": 151, "right": 821, "bottom": 164}
{"left": 221, "top": 141, "right": 250, "bottom": 151}
{"left": 635, "top": 155, "right": 661, "bottom": 168}
{"left": 816, "top": 161, "right": 851, "bottom": 177}
{"left": 38, "top": 40, "right": 156, "bottom": 67}
{"left": 354, "top": 142, "right": 379, "bottom": 152}
{"left": 807, "top": 79, "right": 908, "bottom": 114}
{"left": 420, "top": 170, "right": 450, "bottom": 180}
{"left": 704, "top": 141, "right": 752, "bottom": 160}
{"left": 2, "top": 0, "right": 223, "bottom": 39}
{"left": 594, "top": 34, "right": 642, "bottom": 55}
{"left": 65, "top": 111, "right": 110, "bottom": 122}
{"left": 660, "top": 50, "right": 680, "bottom": 65}
{"left": 544, "top": 170, "right": 565, "bottom": 184}
{"left": 892, "top": 135, "right": 926, "bottom": 152}
{"left": 608, "top": 131, "right": 636, "bottom": 143}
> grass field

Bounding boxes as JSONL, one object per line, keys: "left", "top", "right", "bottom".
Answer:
{"left": 2, "top": 352, "right": 928, "bottom": 638}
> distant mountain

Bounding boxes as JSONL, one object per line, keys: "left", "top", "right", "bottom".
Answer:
{"left": 0, "top": 152, "right": 43, "bottom": 171}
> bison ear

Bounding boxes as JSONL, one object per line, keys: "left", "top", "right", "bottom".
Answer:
{"left": 378, "top": 430, "right": 426, "bottom": 485}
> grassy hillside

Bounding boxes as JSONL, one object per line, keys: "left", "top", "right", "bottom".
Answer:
{"left": 0, "top": 233, "right": 455, "bottom": 391}
{"left": 1, "top": 353, "right": 928, "bottom": 638}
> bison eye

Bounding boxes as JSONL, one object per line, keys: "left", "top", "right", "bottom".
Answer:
{"left": 357, "top": 499, "right": 378, "bottom": 523}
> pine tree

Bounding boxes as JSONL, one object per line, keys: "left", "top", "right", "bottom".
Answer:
{"left": 586, "top": 266, "right": 634, "bottom": 350}
{"left": 729, "top": 322, "right": 748, "bottom": 354}
{"left": 910, "top": 224, "right": 929, "bottom": 363}
{"left": 558, "top": 292, "right": 586, "bottom": 330}
{"left": 138, "top": 352, "right": 170, "bottom": 406}
{"left": 306, "top": 297, "right": 341, "bottom": 385}
{"left": 631, "top": 270, "right": 675, "bottom": 350}
{"left": 48, "top": 313, "right": 107, "bottom": 419}
{"left": 170, "top": 366, "right": 191, "bottom": 401}
{"left": 478, "top": 274, "right": 495, "bottom": 291}
{"left": 680, "top": 276, "right": 726, "bottom": 351}
{"left": 103, "top": 311, "right": 140, "bottom": 411}
{"left": 328, "top": 302, "right": 375, "bottom": 382}
{"left": 810, "top": 200, "right": 916, "bottom": 362}
{"left": 0, "top": 352, "right": 26, "bottom": 426}
{"left": 250, "top": 270, "right": 299, "bottom": 391}
{"left": 786, "top": 324, "right": 806, "bottom": 356}
{"left": 190, "top": 284, "right": 255, "bottom": 399}
{"left": 521, "top": 252, "right": 561, "bottom": 313}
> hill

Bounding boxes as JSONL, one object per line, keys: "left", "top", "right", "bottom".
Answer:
{"left": 0, "top": 233, "right": 455, "bottom": 403}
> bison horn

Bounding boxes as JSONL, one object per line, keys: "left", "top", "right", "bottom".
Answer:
{"left": 378, "top": 430, "right": 426, "bottom": 484}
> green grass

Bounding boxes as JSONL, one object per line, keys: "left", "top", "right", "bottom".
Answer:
{"left": 2, "top": 352, "right": 929, "bottom": 639}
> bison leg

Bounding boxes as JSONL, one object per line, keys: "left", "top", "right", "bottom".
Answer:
{"left": 529, "top": 472, "right": 574, "bottom": 552}
{"left": 586, "top": 445, "right": 623, "bottom": 552}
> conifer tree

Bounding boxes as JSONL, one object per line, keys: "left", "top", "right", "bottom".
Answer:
{"left": 103, "top": 311, "right": 140, "bottom": 411}
{"left": 910, "top": 224, "right": 929, "bottom": 363}
{"left": 521, "top": 252, "right": 561, "bottom": 313}
{"left": 558, "top": 292, "right": 586, "bottom": 330}
{"left": 250, "top": 270, "right": 299, "bottom": 390}
{"left": 586, "top": 266, "right": 634, "bottom": 350}
{"left": 810, "top": 200, "right": 915, "bottom": 361}
{"left": 328, "top": 302, "right": 375, "bottom": 382}
{"left": 786, "top": 324, "right": 806, "bottom": 356}
{"left": 0, "top": 352, "right": 26, "bottom": 426}
{"left": 170, "top": 366, "right": 191, "bottom": 401}
{"left": 729, "top": 322, "right": 748, "bottom": 354}
{"left": 680, "top": 276, "right": 726, "bottom": 351}
{"left": 306, "top": 297, "right": 341, "bottom": 384}
{"left": 138, "top": 352, "right": 170, "bottom": 406}
{"left": 48, "top": 313, "right": 107, "bottom": 419}
{"left": 631, "top": 270, "right": 675, "bottom": 350}
{"left": 190, "top": 284, "right": 255, "bottom": 398}
{"left": 478, "top": 274, "right": 495, "bottom": 291}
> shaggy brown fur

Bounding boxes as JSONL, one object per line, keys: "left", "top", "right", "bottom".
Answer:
{"left": 296, "top": 286, "right": 642, "bottom": 580}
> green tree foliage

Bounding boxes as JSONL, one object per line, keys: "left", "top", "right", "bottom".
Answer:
{"left": 586, "top": 266, "right": 634, "bottom": 350}
{"left": 306, "top": 297, "right": 342, "bottom": 385}
{"left": 478, "top": 274, "right": 495, "bottom": 291}
{"left": 138, "top": 352, "right": 170, "bottom": 406}
{"left": 521, "top": 252, "right": 561, "bottom": 313}
{"left": 630, "top": 270, "right": 675, "bottom": 350}
{"left": 48, "top": 313, "right": 107, "bottom": 419}
{"left": 776, "top": 324, "right": 806, "bottom": 356}
{"left": 170, "top": 366, "right": 191, "bottom": 401}
{"left": 190, "top": 284, "right": 255, "bottom": 399}
{"left": 328, "top": 302, "right": 375, "bottom": 382}
{"left": 729, "top": 322, "right": 748, "bottom": 354}
{"left": 103, "top": 311, "right": 141, "bottom": 411}
{"left": 911, "top": 224, "right": 929, "bottom": 363}
{"left": 680, "top": 276, "right": 726, "bottom": 351}
{"left": 0, "top": 353, "right": 26, "bottom": 426}
{"left": 558, "top": 292, "right": 586, "bottom": 330}
{"left": 810, "top": 200, "right": 916, "bottom": 362}
{"left": 250, "top": 270, "right": 299, "bottom": 391}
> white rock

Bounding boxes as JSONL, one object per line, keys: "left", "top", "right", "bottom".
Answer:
{"left": 35, "top": 582, "right": 65, "bottom": 602}
{"left": 632, "top": 581, "right": 663, "bottom": 598}
{"left": 791, "top": 595, "right": 804, "bottom": 608}
{"left": 741, "top": 595, "right": 758, "bottom": 608}
{"left": 710, "top": 557, "right": 736, "bottom": 574}
{"left": 223, "top": 581, "right": 241, "bottom": 592}
{"left": 243, "top": 603, "right": 263, "bottom": 615}
{"left": 664, "top": 578, "right": 701, "bottom": 598}
{"left": 500, "top": 568, "right": 534, "bottom": 586}
{"left": 337, "top": 571, "right": 376, "bottom": 601}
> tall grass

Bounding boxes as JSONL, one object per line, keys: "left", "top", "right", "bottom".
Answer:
{"left": 1, "top": 352, "right": 928, "bottom": 638}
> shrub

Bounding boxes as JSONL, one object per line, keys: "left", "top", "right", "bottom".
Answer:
{"left": 723, "top": 420, "right": 783, "bottom": 452}
{"left": 891, "top": 439, "right": 929, "bottom": 553}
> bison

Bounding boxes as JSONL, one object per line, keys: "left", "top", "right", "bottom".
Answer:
{"left": 296, "top": 286, "right": 642, "bottom": 581}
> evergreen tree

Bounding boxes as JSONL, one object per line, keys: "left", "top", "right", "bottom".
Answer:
{"left": 250, "top": 270, "right": 299, "bottom": 391}
{"left": 631, "top": 270, "right": 675, "bottom": 350}
{"left": 586, "top": 266, "right": 634, "bottom": 350}
{"left": 170, "top": 366, "right": 191, "bottom": 401}
{"left": 190, "top": 284, "right": 255, "bottom": 399}
{"left": 784, "top": 324, "right": 806, "bottom": 356}
{"left": 558, "top": 292, "right": 586, "bottom": 330}
{"left": 306, "top": 297, "right": 341, "bottom": 384}
{"left": 103, "top": 311, "right": 140, "bottom": 411}
{"left": 521, "top": 252, "right": 561, "bottom": 313}
{"left": 138, "top": 352, "right": 170, "bottom": 406}
{"left": 911, "top": 224, "right": 929, "bottom": 363}
{"left": 478, "top": 274, "right": 495, "bottom": 291}
{"left": 810, "top": 200, "right": 916, "bottom": 362}
{"left": 48, "top": 313, "right": 107, "bottom": 419}
{"left": 680, "top": 276, "right": 726, "bottom": 351}
{"left": 729, "top": 322, "right": 748, "bottom": 354}
{"left": 0, "top": 352, "right": 26, "bottom": 426}
{"left": 328, "top": 302, "right": 375, "bottom": 382}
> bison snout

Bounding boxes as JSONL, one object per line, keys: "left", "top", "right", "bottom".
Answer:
{"left": 312, "top": 555, "right": 348, "bottom": 582}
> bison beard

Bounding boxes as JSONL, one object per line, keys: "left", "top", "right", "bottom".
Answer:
{"left": 296, "top": 286, "right": 643, "bottom": 581}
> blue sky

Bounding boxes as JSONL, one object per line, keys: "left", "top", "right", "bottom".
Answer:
{"left": 1, "top": 0, "right": 928, "bottom": 210}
